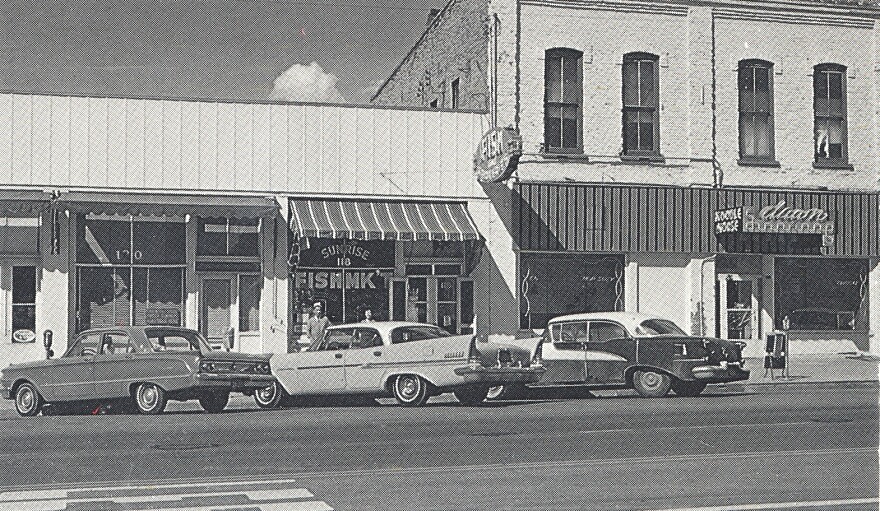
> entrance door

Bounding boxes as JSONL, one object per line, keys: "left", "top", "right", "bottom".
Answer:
{"left": 400, "top": 276, "right": 461, "bottom": 333}
{"left": 201, "top": 277, "right": 234, "bottom": 349}
{"left": 718, "top": 274, "right": 761, "bottom": 341}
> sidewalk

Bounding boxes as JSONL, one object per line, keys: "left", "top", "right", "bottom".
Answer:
{"left": 739, "top": 353, "right": 879, "bottom": 386}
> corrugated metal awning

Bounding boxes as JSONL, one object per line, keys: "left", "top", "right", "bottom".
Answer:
{"left": 289, "top": 198, "right": 481, "bottom": 241}
{"left": 0, "top": 190, "right": 52, "bottom": 214}
{"left": 56, "top": 192, "right": 279, "bottom": 218}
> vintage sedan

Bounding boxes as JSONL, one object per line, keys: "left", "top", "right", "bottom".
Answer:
{"left": 489, "top": 312, "right": 750, "bottom": 399}
{"left": 265, "top": 322, "right": 544, "bottom": 406}
{"left": 1, "top": 326, "right": 278, "bottom": 416}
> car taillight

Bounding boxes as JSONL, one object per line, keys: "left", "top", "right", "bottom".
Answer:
{"left": 531, "top": 340, "right": 544, "bottom": 368}
{"left": 467, "top": 336, "right": 481, "bottom": 368}
{"left": 199, "top": 361, "right": 215, "bottom": 372}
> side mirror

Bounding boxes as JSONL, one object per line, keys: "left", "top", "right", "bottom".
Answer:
{"left": 43, "top": 330, "right": 54, "bottom": 359}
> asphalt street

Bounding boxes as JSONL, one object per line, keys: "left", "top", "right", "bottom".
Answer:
{"left": 0, "top": 384, "right": 876, "bottom": 511}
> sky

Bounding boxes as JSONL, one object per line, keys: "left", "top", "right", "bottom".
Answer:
{"left": 1, "top": 0, "right": 444, "bottom": 104}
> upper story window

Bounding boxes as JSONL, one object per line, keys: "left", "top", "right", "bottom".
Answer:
{"left": 738, "top": 60, "right": 775, "bottom": 163}
{"left": 197, "top": 218, "right": 259, "bottom": 258}
{"left": 544, "top": 48, "right": 582, "bottom": 153}
{"left": 814, "top": 64, "right": 848, "bottom": 166}
{"left": 622, "top": 52, "right": 660, "bottom": 157}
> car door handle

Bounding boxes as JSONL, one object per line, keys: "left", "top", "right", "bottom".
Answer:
{"left": 334, "top": 353, "right": 343, "bottom": 359}
{"left": 373, "top": 351, "right": 382, "bottom": 357}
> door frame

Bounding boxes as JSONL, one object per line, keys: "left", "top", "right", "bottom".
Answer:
{"left": 198, "top": 273, "right": 237, "bottom": 350}
{"left": 718, "top": 273, "right": 762, "bottom": 341}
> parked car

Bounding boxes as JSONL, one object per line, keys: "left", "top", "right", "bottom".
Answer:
{"left": 264, "top": 322, "right": 544, "bottom": 406}
{"left": 1, "top": 326, "right": 278, "bottom": 416}
{"left": 488, "top": 312, "right": 749, "bottom": 399}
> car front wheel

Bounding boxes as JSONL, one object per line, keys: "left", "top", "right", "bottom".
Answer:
{"left": 199, "top": 391, "right": 230, "bottom": 413}
{"left": 453, "top": 385, "right": 489, "bottom": 406}
{"left": 632, "top": 370, "right": 671, "bottom": 398}
{"left": 671, "top": 379, "right": 707, "bottom": 397}
{"left": 392, "top": 374, "right": 429, "bottom": 406}
{"left": 14, "top": 382, "right": 43, "bottom": 417}
{"left": 254, "top": 381, "right": 283, "bottom": 409}
{"left": 133, "top": 383, "right": 167, "bottom": 414}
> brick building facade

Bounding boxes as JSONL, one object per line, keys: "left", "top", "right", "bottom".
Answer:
{"left": 374, "top": 0, "right": 880, "bottom": 355}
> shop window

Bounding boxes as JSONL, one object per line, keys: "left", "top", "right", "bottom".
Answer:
{"left": 133, "top": 268, "right": 184, "bottom": 327}
{"left": 405, "top": 263, "right": 462, "bottom": 276}
{"left": 520, "top": 253, "right": 624, "bottom": 330}
{"left": 197, "top": 218, "right": 259, "bottom": 257}
{"left": 77, "top": 217, "right": 185, "bottom": 265}
{"left": 622, "top": 52, "right": 660, "bottom": 157}
{"left": 774, "top": 258, "right": 868, "bottom": 331}
{"left": 11, "top": 266, "right": 36, "bottom": 342}
{"left": 544, "top": 48, "right": 582, "bottom": 153}
{"left": 78, "top": 267, "right": 184, "bottom": 331}
{"left": 403, "top": 241, "right": 464, "bottom": 258}
{"left": 738, "top": 60, "right": 775, "bottom": 163}
{"left": 814, "top": 64, "right": 848, "bottom": 166}
{"left": 238, "top": 274, "right": 261, "bottom": 333}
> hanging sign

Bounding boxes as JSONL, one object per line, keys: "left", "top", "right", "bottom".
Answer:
{"left": 474, "top": 127, "right": 522, "bottom": 183}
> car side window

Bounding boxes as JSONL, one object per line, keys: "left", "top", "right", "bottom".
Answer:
{"left": 353, "top": 328, "right": 382, "bottom": 349}
{"left": 67, "top": 333, "right": 100, "bottom": 357}
{"left": 556, "top": 322, "right": 589, "bottom": 343}
{"left": 322, "top": 329, "right": 354, "bottom": 351}
{"left": 99, "top": 333, "right": 130, "bottom": 354}
{"left": 589, "top": 322, "right": 628, "bottom": 342}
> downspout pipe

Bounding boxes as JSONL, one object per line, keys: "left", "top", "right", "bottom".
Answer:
{"left": 711, "top": 10, "right": 722, "bottom": 188}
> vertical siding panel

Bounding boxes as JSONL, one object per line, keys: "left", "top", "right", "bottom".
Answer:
{"left": 571, "top": 185, "right": 581, "bottom": 251}
{"left": 69, "top": 97, "right": 89, "bottom": 187}
{"left": 232, "top": 103, "right": 251, "bottom": 191}
{"left": 565, "top": 185, "right": 576, "bottom": 252}
{"left": 847, "top": 193, "right": 856, "bottom": 256}
{"left": 599, "top": 186, "right": 610, "bottom": 250}
{"left": 105, "top": 98, "right": 127, "bottom": 188}
{"left": 126, "top": 99, "right": 145, "bottom": 190}
{"left": 88, "top": 97, "right": 108, "bottom": 187}
{"left": 11, "top": 95, "right": 33, "bottom": 186}
{"left": 622, "top": 186, "right": 632, "bottom": 253}
{"left": 252, "top": 103, "right": 272, "bottom": 192}
{"left": 180, "top": 101, "right": 200, "bottom": 190}
{"left": 199, "top": 102, "right": 218, "bottom": 191}
{"left": 582, "top": 185, "right": 594, "bottom": 251}
{"left": 371, "top": 108, "right": 390, "bottom": 196}
{"left": 0, "top": 95, "right": 11, "bottom": 182}
{"left": 144, "top": 100, "right": 163, "bottom": 189}
{"left": 385, "top": 109, "right": 406, "bottom": 197}
{"left": 269, "top": 104, "right": 288, "bottom": 193}
{"left": 163, "top": 100, "right": 183, "bottom": 190}
{"left": 215, "top": 102, "right": 235, "bottom": 190}
{"left": 50, "top": 96, "right": 71, "bottom": 187}
{"left": 31, "top": 96, "right": 52, "bottom": 186}
{"left": 336, "top": 107, "right": 358, "bottom": 194}
{"left": 640, "top": 187, "right": 651, "bottom": 253}
{"left": 871, "top": 194, "right": 879, "bottom": 256}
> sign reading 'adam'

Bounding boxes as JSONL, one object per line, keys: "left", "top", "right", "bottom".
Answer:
{"left": 714, "top": 200, "right": 836, "bottom": 244}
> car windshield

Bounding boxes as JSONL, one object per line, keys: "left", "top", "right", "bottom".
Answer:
{"left": 635, "top": 319, "right": 686, "bottom": 336}
{"left": 146, "top": 328, "right": 210, "bottom": 353}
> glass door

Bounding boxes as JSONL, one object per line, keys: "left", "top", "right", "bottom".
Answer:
{"left": 718, "top": 274, "right": 761, "bottom": 341}
{"left": 200, "top": 276, "right": 234, "bottom": 350}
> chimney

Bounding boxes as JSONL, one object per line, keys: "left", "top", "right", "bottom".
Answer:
{"left": 427, "top": 8, "right": 440, "bottom": 25}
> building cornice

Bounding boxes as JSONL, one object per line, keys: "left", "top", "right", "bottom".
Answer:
{"left": 521, "top": 0, "right": 879, "bottom": 19}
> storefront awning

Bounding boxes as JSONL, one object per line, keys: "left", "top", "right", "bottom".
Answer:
{"left": 56, "top": 192, "right": 279, "bottom": 218}
{"left": 0, "top": 190, "right": 52, "bottom": 214}
{"left": 289, "top": 198, "right": 481, "bottom": 241}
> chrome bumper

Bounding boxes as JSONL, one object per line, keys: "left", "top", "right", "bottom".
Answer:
{"left": 691, "top": 362, "right": 750, "bottom": 382}
{"left": 454, "top": 365, "right": 545, "bottom": 384}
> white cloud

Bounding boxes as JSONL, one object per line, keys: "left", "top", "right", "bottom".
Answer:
{"left": 270, "top": 62, "right": 346, "bottom": 103}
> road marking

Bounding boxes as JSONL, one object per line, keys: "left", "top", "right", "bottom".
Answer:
{"left": 0, "top": 477, "right": 332, "bottom": 511}
{"left": 643, "top": 497, "right": 880, "bottom": 511}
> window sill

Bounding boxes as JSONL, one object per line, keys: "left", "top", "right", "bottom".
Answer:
{"left": 540, "top": 151, "right": 589, "bottom": 161}
{"left": 620, "top": 154, "right": 665, "bottom": 164}
{"left": 813, "top": 160, "right": 854, "bottom": 171}
{"left": 737, "top": 158, "right": 780, "bottom": 168}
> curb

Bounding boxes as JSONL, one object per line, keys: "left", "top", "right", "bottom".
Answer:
{"left": 721, "top": 380, "right": 879, "bottom": 393}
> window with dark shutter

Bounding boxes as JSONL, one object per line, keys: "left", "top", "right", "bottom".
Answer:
{"left": 544, "top": 48, "right": 582, "bottom": 153}
{"left": 738, "top": 60, "right": 776, "bottom": 164}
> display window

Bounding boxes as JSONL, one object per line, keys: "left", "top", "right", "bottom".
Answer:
{"left": 519, "top": 253, "right": 625, "bottom": 329}
{"left": 774, "top": 257, "right": 868, "bottom": 331}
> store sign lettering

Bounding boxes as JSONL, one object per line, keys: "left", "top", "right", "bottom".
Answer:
{"left": 321, "top": 242, "right": 371, "bottom": 266}
{"left": 715, "top": 201, "right": 834, "bottom": 238}
{"left": 296, "top": 271, "right": 391, "bottom": 290}
{"left": 295, "top": 238, "right": 394, "bottom": 269}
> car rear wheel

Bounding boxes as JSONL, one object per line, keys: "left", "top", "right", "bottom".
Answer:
{"left": 454, "top": 385, "right": 490, "bottom": 406}
{"left": 392, "top": 374, "right": 429, "bottom": 406}
{"left": 254, "top": 381, "right": 283, "bottom": 409}
{"left": 632, "top": 370, "right": 671, "bottom": 398}
{"left": 199, "top": 391, "right": 230, "bottom": 413}
{"left": 133, "top": 383, "right": 167, "bottom": 414}
{"left": 14, "top": 382, "right": 43, "bottom": 417}
{"left": 671, "top": 379, "right": 707, "bottom": 397}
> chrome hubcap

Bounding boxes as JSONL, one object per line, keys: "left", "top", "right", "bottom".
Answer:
{"left": 642, "top": 373, "right": 661, "bottom": 388}
{"left": 399, "top": 377, "right": 417, "bottom": 399}
{"left": 18, "top": 389, "right": 33, "bottom": 410}
{"left": 140, "top": 386, "right": 156, "bottom": 408}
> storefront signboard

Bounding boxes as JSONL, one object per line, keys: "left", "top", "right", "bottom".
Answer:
{"left": 295, "top": 270, "right": 394, "bottom": 290}
{"left": 12, "top": 329, "right": 35, "bottom": 343}
{"left": 474, "top": 127, "right": 522, "bottom": 183}
{"left": 715, "top": 201, "right": 835, "bottom": 243}
{"left": 296, "top": 238, "right": 395, "bottom": 269}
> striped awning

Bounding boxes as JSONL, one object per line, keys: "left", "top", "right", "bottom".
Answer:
{"left": 288, "top": 198, "right": 481, "bottom": 241}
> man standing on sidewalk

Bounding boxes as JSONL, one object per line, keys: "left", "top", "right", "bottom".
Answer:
{"left": 306, "top": 302, "right": 332, "bottom": 349}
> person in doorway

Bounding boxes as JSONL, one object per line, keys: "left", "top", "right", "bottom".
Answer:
{"left": 361, "top": 308, "right": 376, "bottom": 323}
{"left": 306, "top": 302, "right": 332, "bottom": 349}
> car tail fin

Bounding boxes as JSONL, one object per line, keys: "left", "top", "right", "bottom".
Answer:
{"left": 467, "top": 335, "right": 481, "bottom": 368}
{"left": 532, "top": 339, "right": 544, "bottom": 368}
